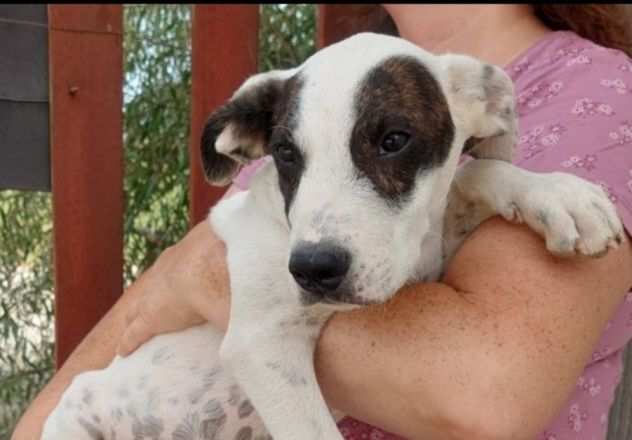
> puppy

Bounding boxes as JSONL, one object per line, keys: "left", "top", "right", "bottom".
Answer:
{"left": 42, "top": 33, "right": 624, "bottom": 440}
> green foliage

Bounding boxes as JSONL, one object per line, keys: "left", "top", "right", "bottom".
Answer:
{"left": 260, "top": 4, "right": 316, "bottom": 71}
{"left": 0, "top": 192, "right": 54, "bottom": 438}
{"left": 122, "top": 4, "right": 192, "bottom": 283}
{"left": 0, "top": 4, "right": 316, "bottom": 437}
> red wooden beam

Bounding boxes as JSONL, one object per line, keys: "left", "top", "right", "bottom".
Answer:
{"left": 49, "top": 5, "right": 124, "bottom": 367}
{"left": 188, "top": 5, "right": 260, "bottom": 226}
{"left": 318, "top": 5, "right": 396, "bottom": 49}
{"left": 317, "top": 5, "right": 362, "bottom": 49}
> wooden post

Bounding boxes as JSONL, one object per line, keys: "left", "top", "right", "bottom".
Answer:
{"left": 317, "top": 5, "right": 361, "bottom": 49}
{"left": 188, "top": 5, "right": 260, "bottom": 226}
{"left": 317, "top": 5, "right": 395, "bottom": 49}
{"left": 49, "top": 5, "right": 124, "bottom": 367}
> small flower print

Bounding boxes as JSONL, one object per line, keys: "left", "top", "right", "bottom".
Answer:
{"left": 561, "top": 154, "right": 598, "bottom": 171}
{"left": 600, "top": 78, "right": 628, "bottom": 94}
{"left": 517, "top": 81, "right": 564, "bottom": 113}
{"left": 608, "top": 122, "right": 632, "bottom": 146}
{"left": 519, "top": 123, "right": 567, "bottom": 160}
{"left": 369, "top": 430, "right": 386, "bottom": 440}
{"left": 618, "top": 61, "right": 632, "bottom": 73}
{"left": 598, "top": 104, "right": 614, "bottom": 115}
{"left": 568, "top": 403, "right": 589, "bottom": 432}
{"left": 552, "top": 47, "right": 582, "bottom": 62}
{"left": 549, "top": 81, "right": 563, "bottom": 93}
{"left": 566, "top": 54, "right": 592, "bottom": 66}
{"left": 572, "top": 98, "right": 615, "bottom": 117}
{"left": 528, "top": 97, "right": 543, "bottom": 108}
{"left": 578, "top": 376, "right": 602, "bottom": 396}
{"left": 511, "top": 59, "right": 531, "bottom": 75}
{"left": 540, "top": 133, "right": 560, "bottom": 147}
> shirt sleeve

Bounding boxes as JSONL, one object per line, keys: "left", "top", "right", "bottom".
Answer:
{"left": 512, "top": 47, "right": 632, "bottom": 236}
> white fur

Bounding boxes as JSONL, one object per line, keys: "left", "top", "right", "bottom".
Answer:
{"left": 42, "top": 33, "right": 624, "bottom": 440}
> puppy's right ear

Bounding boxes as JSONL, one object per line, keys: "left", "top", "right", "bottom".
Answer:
{"left": 200, "top": 69, "right": 295, "bottom": 186}
{"left": 441, "top": 54, "right": 517, "bottom": 162}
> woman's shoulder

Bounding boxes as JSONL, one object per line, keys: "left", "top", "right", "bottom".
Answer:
{"left": 507, "top": 30, "right": 632, "bottom": 89}
{"left": 505, "top": 30, "right": 632, "bottom": 242}
{"left": 506, "top": 31, "right": 631, "bottom": 120}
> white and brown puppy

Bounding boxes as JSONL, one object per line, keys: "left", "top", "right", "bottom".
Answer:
{"left": 42, "top": 33, "right": 624, "bottom": 440}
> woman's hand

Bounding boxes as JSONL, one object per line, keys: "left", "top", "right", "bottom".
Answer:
{"left": 117, "top": 218, "right": 232, "bottom": 356}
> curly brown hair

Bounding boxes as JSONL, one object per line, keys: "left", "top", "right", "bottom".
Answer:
{"left": 322, "top": 5, "right": 632, "bottom": 57}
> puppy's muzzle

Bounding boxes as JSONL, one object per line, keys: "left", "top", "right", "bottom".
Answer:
{"left": 289, "top": 242, "right": 351, "bottom": 304}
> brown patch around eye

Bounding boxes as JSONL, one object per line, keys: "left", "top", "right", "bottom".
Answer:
{"left": 351, "top": 56, "right": 455, "bottom": 204}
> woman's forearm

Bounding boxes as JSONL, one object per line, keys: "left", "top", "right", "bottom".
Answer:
{"left": 317, "top": 282, "right": 465, "bottom": 439}
{"left": 313, "top": 218, "right": 631, "bottom": 439}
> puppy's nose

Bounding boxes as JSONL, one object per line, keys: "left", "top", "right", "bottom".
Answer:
{"left": 289, "top": 244, "right": 351, "bottom": 299}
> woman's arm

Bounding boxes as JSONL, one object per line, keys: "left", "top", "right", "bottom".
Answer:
{"left": 316, "top": 217, "right": 632, "bottom": 439}
{"left": 13, "top": 215, "right": 631, "bottom": 440}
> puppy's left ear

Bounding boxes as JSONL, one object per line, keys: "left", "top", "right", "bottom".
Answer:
{"left": 441, "top": 54, "right": 517, "bottom": 162}
{"left": 200, "top": 69, "right": 295, "bottom": 186}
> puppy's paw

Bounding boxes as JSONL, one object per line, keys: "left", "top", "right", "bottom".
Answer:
{"left": 509, "top": 172, "right": 625, "bottom": 258}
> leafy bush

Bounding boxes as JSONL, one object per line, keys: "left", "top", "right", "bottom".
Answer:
{"left": 0, "top": 4, "right": 315, "bottom": 437}
{"left": 0, "top": 192, "right": 54, "bottom": 438}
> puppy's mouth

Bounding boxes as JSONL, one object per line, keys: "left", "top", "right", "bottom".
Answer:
{"left": 299, "top": 288, "right": 378, "bottom": 309}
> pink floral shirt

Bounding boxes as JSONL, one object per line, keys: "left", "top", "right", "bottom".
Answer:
{"left": 233, "top": 31, "right": 632, "bottom": 440}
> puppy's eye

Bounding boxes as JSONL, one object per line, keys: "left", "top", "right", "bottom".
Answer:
{"left": 379, "top": 131, "right": 410, "bottom": 156}
{"left": 274, "top": 143, "right": 297, "bottom": 164}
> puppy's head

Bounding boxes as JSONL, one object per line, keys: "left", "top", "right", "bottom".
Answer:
{"left": 201, "top": 33, "right": 516, "bottom": 307}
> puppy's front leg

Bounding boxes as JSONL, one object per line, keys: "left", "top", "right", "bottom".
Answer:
{"left": 220, "top": 308, "right": 342, "bottom": 440}
{"left": 444, "top": 158, "right": 625, "bottom": 260}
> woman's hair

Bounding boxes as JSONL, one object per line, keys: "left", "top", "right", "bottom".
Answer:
{"left": 533, "top": 5, "right": 632, "bottom": 57}
{"left": 339, "top": 5, "right": 632, "bottom": 57}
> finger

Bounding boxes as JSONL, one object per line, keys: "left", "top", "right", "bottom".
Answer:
{"left": 117, "top": 313, "right": 154, "bottom": 357}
